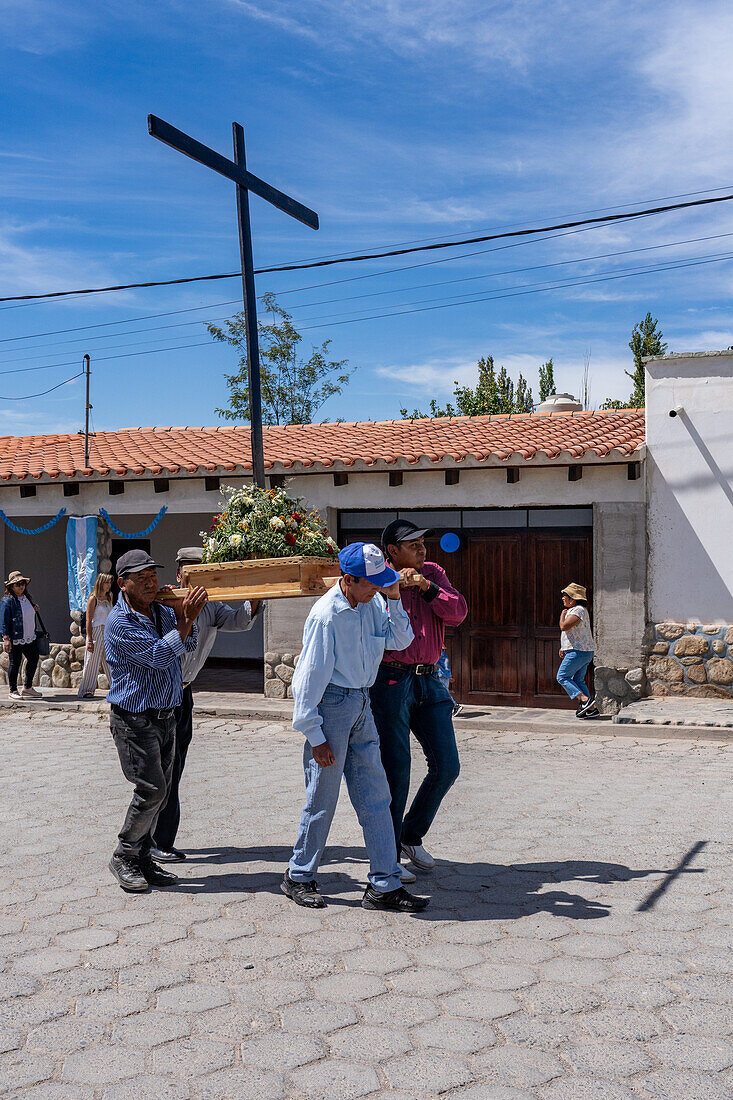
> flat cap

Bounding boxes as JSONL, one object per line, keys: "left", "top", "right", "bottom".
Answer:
{"left": 176, "top": 546, "right": 204, "bottom": 565}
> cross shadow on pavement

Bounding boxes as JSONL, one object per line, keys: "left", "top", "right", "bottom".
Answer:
{"left": 171, "top": 846, "right": 683, "bottom": 920}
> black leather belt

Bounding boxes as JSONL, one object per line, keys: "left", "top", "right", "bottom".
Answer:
{"left": 112, "top": 704, "right": 175, "bottom": 721}
{"left": 384, "top": 661, "right": 437, "bottom": 677}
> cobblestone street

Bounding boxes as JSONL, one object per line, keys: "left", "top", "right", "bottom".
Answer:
{"left": 1, "top": 711, "right": 732, "bottom": 1099}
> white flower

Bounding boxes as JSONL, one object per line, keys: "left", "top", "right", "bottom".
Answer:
{"left": 270, "top": 517, "right": 285, "bottom": 529}
{"left": 207, "top": 538, "right": 217, "bottom": 553}
{"left": 326, "top": 536, "right": 338, "bottom": 549}
{"left": 229, "top": 533, "right": 242, "bottom": 547}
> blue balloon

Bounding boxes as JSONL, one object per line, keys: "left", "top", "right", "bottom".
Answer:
{"left": 440, "top": 532, "right": 461, "bottom": 553}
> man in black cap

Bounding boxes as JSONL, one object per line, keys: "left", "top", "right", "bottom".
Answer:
{"left": 104, "top": 549, "right": 207, "bottom": 892}
{"left": 150, "top": 546, "right": 260, "bottom": 863}
{"left": 370, "top": 519, "right": 467, "bottom": 878}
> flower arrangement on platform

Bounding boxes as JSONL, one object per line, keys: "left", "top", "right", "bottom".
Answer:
{"left": 200, "top": 485, "right": 338, "bottom": 563}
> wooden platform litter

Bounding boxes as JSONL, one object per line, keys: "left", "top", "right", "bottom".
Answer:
{"left": 160, "top": 556, "right": 341, "bottom": 602}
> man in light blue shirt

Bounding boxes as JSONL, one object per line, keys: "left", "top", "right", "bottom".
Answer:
{"left": 283, "top": 542, "right": 428, "bottom": 914}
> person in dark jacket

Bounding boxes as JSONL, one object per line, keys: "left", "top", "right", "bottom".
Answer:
{"left": 2, "top": 570, "right": 42, "bottom": 701}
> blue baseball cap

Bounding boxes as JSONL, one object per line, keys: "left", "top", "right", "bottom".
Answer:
{"left": 338, "top": 542, "right": 401, "bottom": 588}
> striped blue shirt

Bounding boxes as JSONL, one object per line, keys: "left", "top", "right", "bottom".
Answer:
{"left": 104, "top": 592, "right": 198, "bottom": 711}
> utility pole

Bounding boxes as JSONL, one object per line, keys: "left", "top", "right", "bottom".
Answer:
{"left": 83, "top": 354, "right": 91, "bottom": 469}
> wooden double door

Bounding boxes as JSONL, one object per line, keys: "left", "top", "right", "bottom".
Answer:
{"left": 427, "top": 528, "right": 593, "bottom": 709}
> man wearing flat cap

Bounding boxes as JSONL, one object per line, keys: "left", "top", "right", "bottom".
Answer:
{"left": 370, "top": 519, "right": 468, "bottom": 878}
{"left": 105, "top": 549, "right": 207, "bottom": 892}
{"left": 150, "top": 546, "right": 260, "bottom": 863}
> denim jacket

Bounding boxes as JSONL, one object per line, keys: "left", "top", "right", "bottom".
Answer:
{"left": 1, "top": 593, "right": 35, "bottom": 644}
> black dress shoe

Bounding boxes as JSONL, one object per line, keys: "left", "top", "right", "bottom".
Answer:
{"left": 140, "top": 858, "right": 179, "bottom": 887}
{"left": 109, "top": 855, "right": 148, "bottom": 892}
{"left": 362, "top": 885, "right": 429, "bottom": 912}
{"left": 149, "top": 845, "right": 187, "bottom": 863}
{"left": 280, "top": 870, "right": 325, "bottom": 908}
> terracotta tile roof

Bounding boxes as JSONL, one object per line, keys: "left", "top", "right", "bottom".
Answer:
{"left": 0, "top": 410, "right": 645, "bottom": 483}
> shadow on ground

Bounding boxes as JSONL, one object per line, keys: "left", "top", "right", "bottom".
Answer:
{"left": 171, "top": 845, "right": 685, "bottom": 920}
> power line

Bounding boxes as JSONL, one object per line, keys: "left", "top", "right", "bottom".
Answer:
{"left": 0, "top": 372, "right": 83, "bottom": 401}
{"left": 2, "top": 248, "right": 731, "bottom": 378}
{"left": 271, "top": 231, "right": 733, "bottom": 314}
{"left": 2, "top": 190, "right": 733, "bottom": 304}
{"left": 0, "top": 220, "right": 644, "bottom": 345}
{"left": 0, "top": 341, "right": 215, "bottom": 378}
{"left": 2, "top": 229, "right": 732, "bottom": 364}
{"left": 300, "top": 249, "right": 733, "bottom": 324}
{"left": 297, "top": 251, "right": 733, "bottom": 331}
{"left": 0, "top": 299, "right": 243, "bottom": 345}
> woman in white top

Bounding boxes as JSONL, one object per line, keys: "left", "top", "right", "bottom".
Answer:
{"left": 557, "top": 582, "right": 599, "bottom": 719}
{"left": 78, "top": 573, "right": 113, "bottom": 698}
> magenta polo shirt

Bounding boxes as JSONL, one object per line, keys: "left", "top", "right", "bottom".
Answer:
{"left": 382, "top": 561, "right": 467, "bottom": 666}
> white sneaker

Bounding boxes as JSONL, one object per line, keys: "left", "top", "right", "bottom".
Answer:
{"left": 401, "top": 843, "right": 435, "bottom": 871}
{"left": 8, "top": 691, "right": 22, "bottom": 701}
{"left": 399, "top": 864, "right": 417, "bottom": 884}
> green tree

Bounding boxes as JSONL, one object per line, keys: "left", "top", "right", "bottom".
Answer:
{"left": 627, "top": 312, "right": 667, "bottom": 408}
{"left": 538, "top": 358, "right": 556, "bottom": 401}
{"left": 209, "top": 292, "right": 353, "bottom": 425}
{"left": 601, "top": 312, "right": 667, "bottom": 409}
{"left": 400, "top": 355, "right": 534, "bottom": 418}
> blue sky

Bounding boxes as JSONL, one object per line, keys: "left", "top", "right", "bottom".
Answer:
{"left": 2, "top": 0, "right": 733, "bottom": 436}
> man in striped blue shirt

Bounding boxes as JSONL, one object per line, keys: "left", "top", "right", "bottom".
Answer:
{"left": 105, "top": 549, "right": 207, "bottom": 892}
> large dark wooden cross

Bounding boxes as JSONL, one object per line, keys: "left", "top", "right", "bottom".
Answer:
{"left": 148, "top": 115, "right": 319, "bottom": 487}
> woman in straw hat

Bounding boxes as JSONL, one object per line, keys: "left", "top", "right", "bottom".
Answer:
{"left": 557, "top": 582, "right": 599, "bottom": 719}
{"left": 1, "top": 570, "right": 43, "bottom": 701}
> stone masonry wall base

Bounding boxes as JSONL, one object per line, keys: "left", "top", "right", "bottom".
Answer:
{"left": 642, "top": 622, "right": 733, "bottom": 701}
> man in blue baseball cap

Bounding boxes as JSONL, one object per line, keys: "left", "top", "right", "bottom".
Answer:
{"left": 282, "top": 541, "right": 428, "bottom": 913}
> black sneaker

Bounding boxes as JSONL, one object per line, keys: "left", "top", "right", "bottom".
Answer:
{"left": 149, "top": 845, "right": 187, "bottom": 863}
{"left": 583, "top": 706, "right": 601, "bottom": 719}
{"left": 362, "top": 885, "right": 429, "bottom": 912}
{"left": 577, "top": 697, "right": 597, "bottom": 717}
{"left": 140, "top": 858, "right": 179, "bottom": 887}
{"left": 280, "top": 870, "right": 325, "bottom": 909}
{"left": 109, "top": 855, "right": 148, "bottom": 892}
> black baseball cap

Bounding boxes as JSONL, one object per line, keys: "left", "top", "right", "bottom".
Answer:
{"left": 381, "top": 518, "right": 432, "bottom": 551}
{"left": 116, "top": 549, "right": 162, "bottom": 578}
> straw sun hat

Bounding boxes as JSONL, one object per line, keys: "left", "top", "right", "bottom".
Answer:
{"left": 561, "top": 582, "right": 587, "bottom": 601}
{"left": 5, "top": 570, "right": 30, "bottom": 587}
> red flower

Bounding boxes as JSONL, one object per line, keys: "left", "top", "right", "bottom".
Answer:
{"left": 326, "top": 544, "right": 334, "bottom": 555}
{"left": 285, "top": 533, "right": 296, "bottom": 546}
{"left": 292, "top": 512, "right": 302, "bottom": 522}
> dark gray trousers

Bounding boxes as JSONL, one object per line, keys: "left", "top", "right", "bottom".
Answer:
{"left": 110, "top": 706, "right": 176, "bottom": 861}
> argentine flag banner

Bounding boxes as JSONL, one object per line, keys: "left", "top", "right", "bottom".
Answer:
{"left": 66, "top": 516, "right": 98, "bottom": 613}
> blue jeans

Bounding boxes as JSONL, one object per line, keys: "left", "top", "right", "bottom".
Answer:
{"left": 370, "top": 666, "right": 460, "bottom": 850}
{"left": 289, "top": 685, "right": 402, "bottom": 894}
{"left": 557, "top": 650, "right": 594, "bottom": 700}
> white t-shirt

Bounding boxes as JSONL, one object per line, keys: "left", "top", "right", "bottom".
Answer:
{"left": 91, "top": 600, "right": 112, "bottom": 629}
{"left": 19, "top": 595, "right": 37, "bottom": 645}
{"left": 560, "top": 604, "right": 595, "bottom": 652}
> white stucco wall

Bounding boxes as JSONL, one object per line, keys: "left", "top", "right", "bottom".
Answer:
{"left": 646, "top": 351, "right": 733, "bottom": 623}
{"left": 0, "top": 460, "right": 643, "bottom": 519}
{"left": 0, "top": 457, "right": 642, "bottom": 656}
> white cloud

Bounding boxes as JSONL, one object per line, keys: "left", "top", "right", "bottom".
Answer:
{"left": 0, "top": 221, "right": 137, "bottom": 306}
{"left": 0, "top": 0, "right": 92, "bottom": 54}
